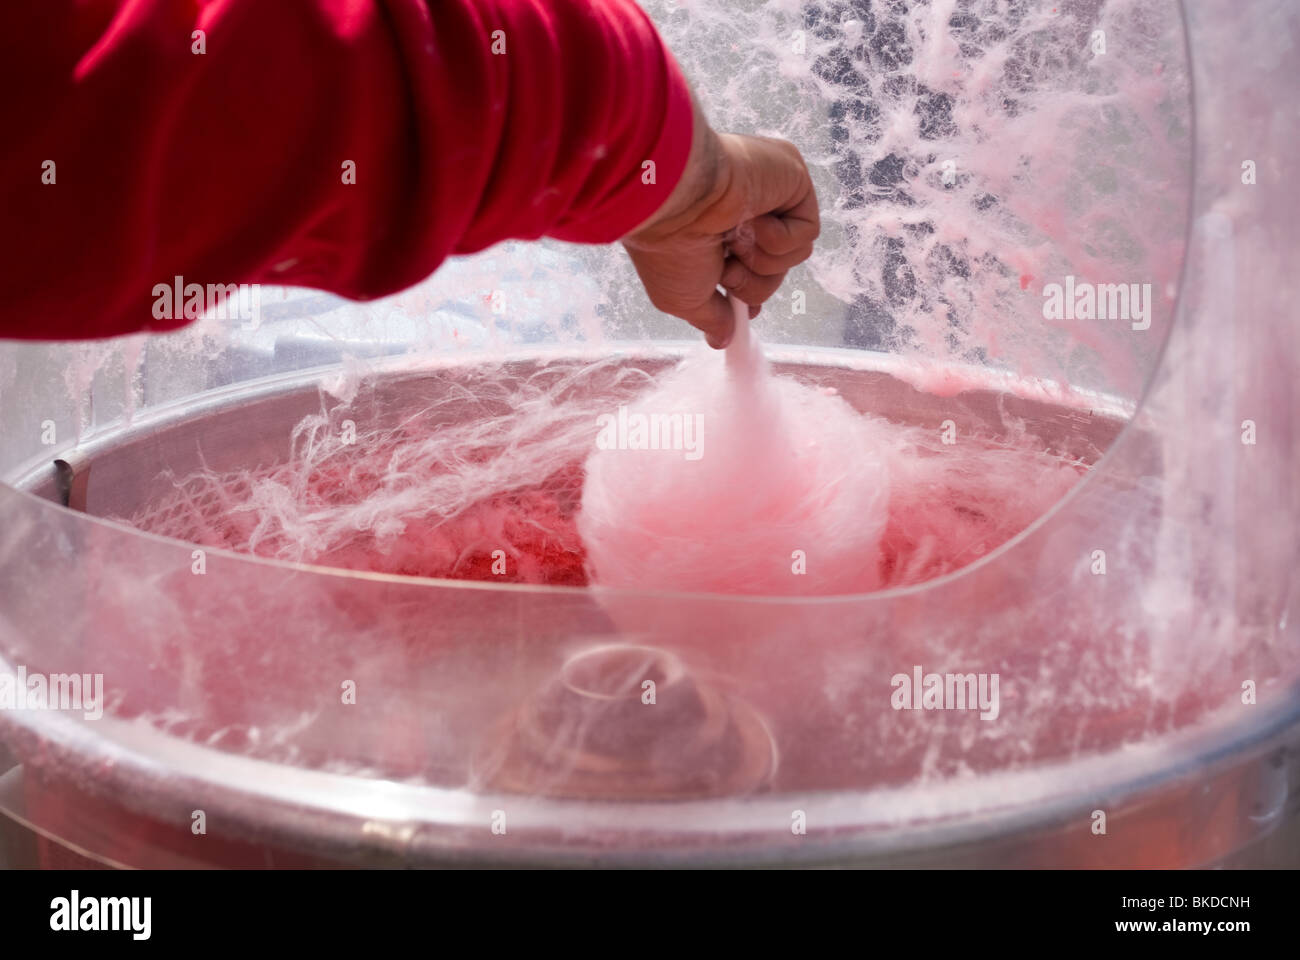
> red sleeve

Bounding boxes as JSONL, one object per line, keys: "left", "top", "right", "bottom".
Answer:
{"left": 0, "top": 0, "right": 694, "bottom": 340}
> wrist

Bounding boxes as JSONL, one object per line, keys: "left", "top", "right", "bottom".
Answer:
{"left": 622, "top": 92, "right": 728, "bottom": 248}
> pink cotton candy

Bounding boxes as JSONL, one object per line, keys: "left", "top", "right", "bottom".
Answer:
{"left": 123, "top": 302, "right": 1089, "bottom": 595}
{"left": 578, "top": 298, "right": 894, "bottom": 596}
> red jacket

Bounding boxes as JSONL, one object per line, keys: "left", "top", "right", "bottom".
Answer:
{"left": 0, "top": 0, "right": 692, "bottom": 340}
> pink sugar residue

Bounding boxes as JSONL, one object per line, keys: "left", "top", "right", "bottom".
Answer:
{"left": 128, "top": 420, "right": 1084, "bottom": 594}
{"left": 123, "top": 326, "right": 1088, "bottom": 596}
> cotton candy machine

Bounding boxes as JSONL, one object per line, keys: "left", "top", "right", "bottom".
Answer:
{"left": 1, "top": 0, "right": 1297, "bottom": 868}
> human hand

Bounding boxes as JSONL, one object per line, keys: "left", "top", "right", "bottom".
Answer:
{"left": 621, "top": 98, "right": 820, "bottom": 349}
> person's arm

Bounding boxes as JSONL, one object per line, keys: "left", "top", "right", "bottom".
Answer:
{"left": 0, "top": 0, "right": 815, "bottom": 346}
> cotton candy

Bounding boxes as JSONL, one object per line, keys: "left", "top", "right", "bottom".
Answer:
{"left": 578, "top": 298, "right": 893, "bottom": 596}
{"left": 125, "top": 303, "right": 1088, "bottom": 594}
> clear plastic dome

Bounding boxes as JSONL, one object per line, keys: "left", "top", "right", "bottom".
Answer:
{"left": 0, "top": 0, "right": 1296, "bottom": 867}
